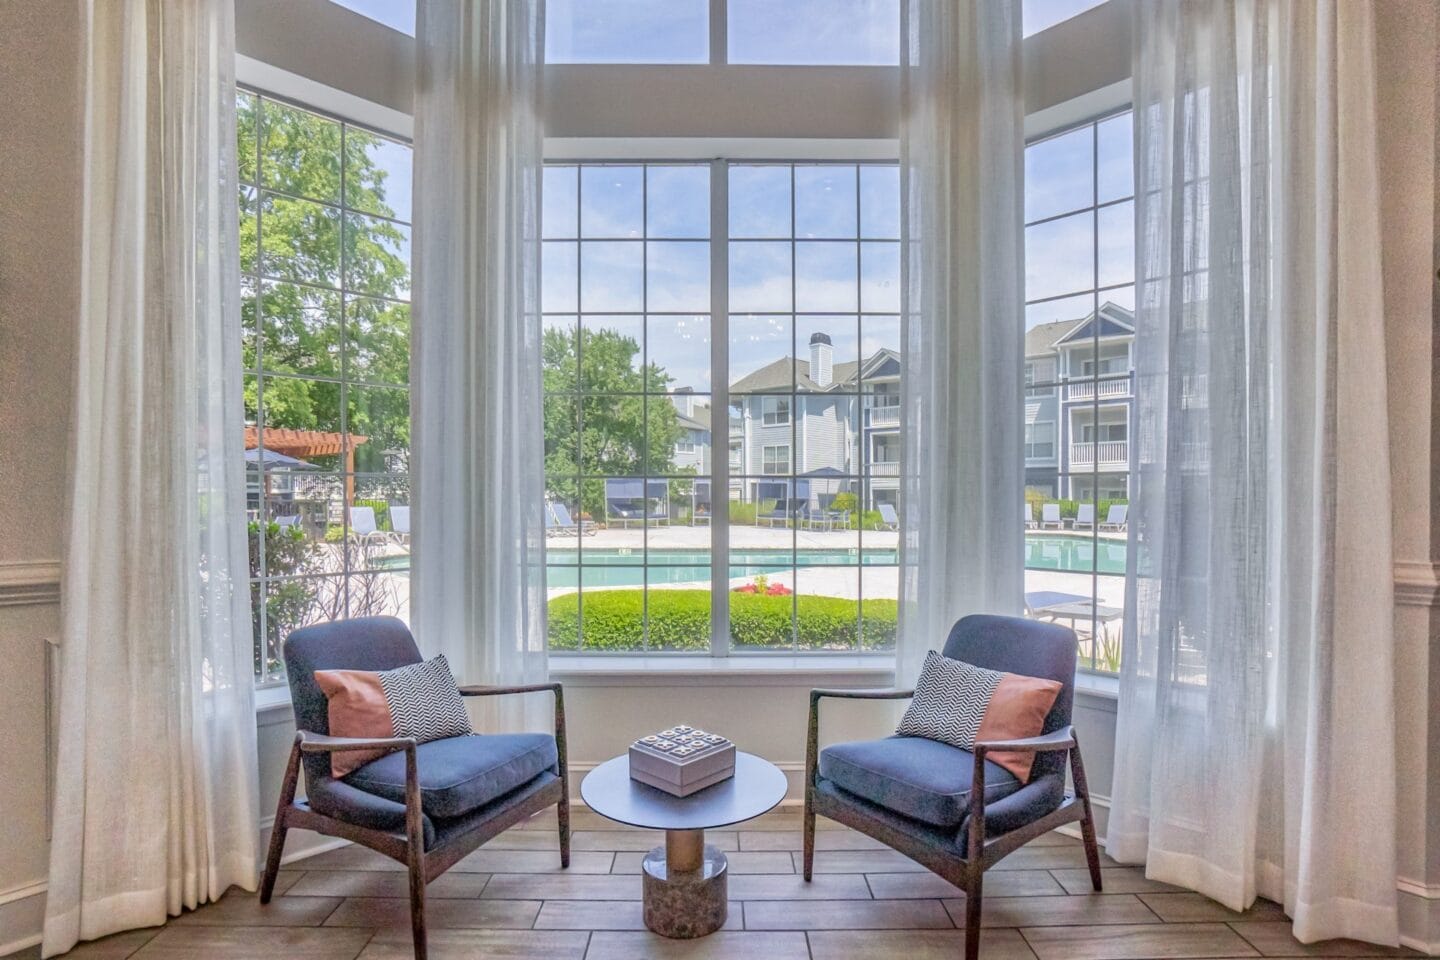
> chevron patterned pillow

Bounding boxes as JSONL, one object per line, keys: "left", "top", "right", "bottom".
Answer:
{"left": 315, "top": 654, "right": 474, "bottom": 777}
{"left": 895, "top": 650, "right": 1062, "bottom": 782}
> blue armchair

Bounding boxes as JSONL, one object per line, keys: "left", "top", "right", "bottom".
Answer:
{"left": 258, "top": 617, "right": 569, "bottom": 960}
{"left": 804, "top": 614, "right": 1101, "bottom": 960}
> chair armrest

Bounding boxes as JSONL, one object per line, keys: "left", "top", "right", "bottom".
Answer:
{"left": 972, "top": 725, "right": 1076, "bottom": 757}
{"left": 458, "top": 682, "right": 563, "bottom": 697}
{"left": 296, "top": 730, "right": 417, "bottom": 756}
{"left": 806, "top": 688, "right": 916, "bottom": 791}
{"left": 810, "top": 687, "right": 916, "bottom": 703}
{"left": 457, "top": 683, "right": 568, "bottom": 786}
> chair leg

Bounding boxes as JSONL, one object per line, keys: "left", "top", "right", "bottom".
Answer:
{"left": 558, "top": 793, "right": 572, "bottom": 870}
{"left": 407, "top": 845, "right": 427, "bottom": 960}
{"left": 1070, "top": 739, "right": 1104, "bottom": 892}
{"left": 801, "top": 794, "right": 816, "bottom": 881}
{"left": 964, "top": 871, "right": 983, "bottom": 960}
{"left": 259, "top": 738, "right": 302, "bottom": 904}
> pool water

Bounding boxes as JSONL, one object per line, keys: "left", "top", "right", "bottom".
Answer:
{"left": 543, "top": 535, "right": 1125, "bottom": 588}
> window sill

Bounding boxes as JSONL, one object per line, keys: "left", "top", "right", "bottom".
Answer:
{"left": 548, "top": 655, "right": 897, "bottom": 688}
{"left": 1074, "top": 671, "right": 1119, "bottom": 701}
{"left": 255, "top": 684, "right": 295, "bottom": 718}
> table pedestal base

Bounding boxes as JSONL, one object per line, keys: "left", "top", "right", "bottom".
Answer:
{"left": 641, "top": 829, "right": 728, "bottom": 939}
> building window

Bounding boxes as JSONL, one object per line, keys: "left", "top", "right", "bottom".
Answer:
{"left": 543, "top": 160, "right": 901, "bottom": 654}
{"left": 1022, "top": 108, "right": 1134, "bottom": 674}
{"left": 761, "top": 397, "right": 791, "bottom": 426}
{"left": 239, "top": 90, "right": 413, "bottom": 684}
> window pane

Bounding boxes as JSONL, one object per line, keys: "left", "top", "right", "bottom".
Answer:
{"left": 730, "top": 314, "right": 793, "bottom": 391}
{"left": 237, "top": 92, "right": 258, "bottom": 185}
{"left": 581, "top": 166, "right": 644, "bottom": 239}
{"left": 259, "top": 282, "right": 341, "bottom": 379}
{"left": 344, "top": 130, "right": 413, "bottom": 222}
{"left": 860, "top": 165, "right": 901, "bottom": 239}
{"left": 647, "top": 315, "right": 711, "bottom": 393}
{"left": 729, "top": 0, "right": 900, "bottom": 65}
{"left": 581, "top": 242, "right": 644, "bottom": 311}
{"left": 1023, "top": 0, "right": 1106, "bottom": 37}
{"left": 546, "top": 0, "right": 709, "bottom": 64}
{"left": 648, "top": 568, "right": 711, "bottom": 650}
{"left": 582, "top": 397, "right": 646, "bottom": 475}
{"left": 795, "top": 166, "right": 857, "bottom": 239}
{"left": 860, "top": 242, "right": 900, "bottom": 312}
{"left": 729, "top": 242, "right": 793, "bottom": 313}
{"left": 647, "top": 166, "right": 710, "bottom": 239}
{"left": 344, "top": 213, "right": 411, "bottom": 299}
{"left": 543, "top": 166, "right": 579, "bottom": 239}
{"left": 647, "top": 241, "right": 710, "bottom": 312}
{"left": 260, "top": 194, "right": 340, "bottom": 287}
{"left": 346, "top": 298, "right": 410, "bottom": 386}
{"left": 730, "top": 565, "right": 795, "bottom": 651}
{"left": 348, "top": 385, "right": 410, "bottom": 472}
{"left": 261, "top": 101, "right": 341, "bottom": 203}
{"left": 1098, "top": 200, "right": 1134, "bottom": 288}
{"left": 1025, "top": 210, "right": 1094, "bottom": 301}
{"left": 580, "top": 315, "right": 646, "bottom": 392}
{"left": 796, "top": 242, "right": 858, "bottom": 312}
{"left": 729, "top": 166, "right": 792, "bottom": 239}
{"left": 1025, "top": 125, "right": 1093, "bottom": 223}
{"left": 1097, "top": 112, "right": 1134, "bottom": 204}
{"left": 543, "top": 242, "right": 579, "bottom": 312}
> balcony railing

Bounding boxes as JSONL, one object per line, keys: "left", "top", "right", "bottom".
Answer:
{"left": 1066, "top": 377, "right": 1131, "bottom": 401}
{"left": 867, "top": 461, "right": 900, "bottom": 476}
{"left": 866, "top": 405, "right": 900, "bottom": 427}
{"left": 1070, "top": 440, "right": 1128, "bottom": 468}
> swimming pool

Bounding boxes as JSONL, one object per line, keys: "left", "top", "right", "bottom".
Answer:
{"left": 543, "top": 535, "right": 1126, "bottom": 588}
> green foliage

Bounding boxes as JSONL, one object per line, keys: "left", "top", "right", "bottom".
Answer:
{"left": 547, "top": 589, "right": 898, "bottom": 652}
{"left": 543, "top": 325, "right": 683, "bottom": 516}
{"left": 829, "top": 492, "right": 858, "bottom": 513}
{"left": 728, "top": 500, "right": 758, "bottom": 525}
{"left": 248, "top": 519, "right": 319, "bottom": 675}
{"left": 1023, "top": 491, "right": 1128, "bottom": 523}
{"left": 238, "top": 94, "right": 411, "bottom": 473}
{"left": 354, "top": 498, "right": 391, "bottom": 531}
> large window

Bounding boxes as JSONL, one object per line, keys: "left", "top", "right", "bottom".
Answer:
{"left": 1022, "top": 109, "right": 1134, "bottom": 673}
{"left": 543, "top": 161, "right": 901, "bottom": 655}
{"left": 239, "top": 90, "right": 413, "bottom": 683}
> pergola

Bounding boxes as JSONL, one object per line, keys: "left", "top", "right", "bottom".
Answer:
{"left": 243, "top": 425, "right": 368, "bottom": 504}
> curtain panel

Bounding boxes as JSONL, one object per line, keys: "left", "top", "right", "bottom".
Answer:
{"left": 45, "top": 1, "right": 259, "bottom": 954}
{"left": 897, "top": 0, "right": 1026, "bottom": 684}
{"left": 1109, "top": 0, "right": 1397, "bottom": 945}
{"left": 410, "top": 0, "right": 550, "bottom": 732}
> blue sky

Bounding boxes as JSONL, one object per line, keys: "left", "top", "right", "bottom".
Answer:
{"left": 328, "top": 0, "right": 414, "bottom": 35}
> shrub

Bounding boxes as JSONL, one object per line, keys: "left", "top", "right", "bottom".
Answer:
{"left": 728, "top": 501, "right": 758, "bottom": 525}
{"left": 548, "top": 589, "right": 898, "bottom": 652}
{"left": 355, "top": 498, "right": 390, "bottom": 531}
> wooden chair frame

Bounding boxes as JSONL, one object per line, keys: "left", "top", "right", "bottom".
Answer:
{"left": 260, "top": 683, "right": 570, "bottom": 960}
{"left": 804, "top": 688, "right": 1102, "bottom": 960}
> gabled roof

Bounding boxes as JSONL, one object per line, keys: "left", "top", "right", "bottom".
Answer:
{"left": 1025, "top": 301, "right": 1134, "bottom": 358}
{"left": 729, "top": 347, "right": 899, "bottom": 394}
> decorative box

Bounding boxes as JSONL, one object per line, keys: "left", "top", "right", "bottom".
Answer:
{"left": 628, "top": 725, "right": 736, "bottom": 797}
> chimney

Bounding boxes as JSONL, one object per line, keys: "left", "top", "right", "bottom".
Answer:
{"left": 672, "top": 386, "right": 693, "bottom": 417}
{"left": 809, "top": 332, "right": 833, "bottom": 388}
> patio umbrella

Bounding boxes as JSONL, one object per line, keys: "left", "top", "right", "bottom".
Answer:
{"left": 245, "top": 448, "right": 317, "bottom": 469}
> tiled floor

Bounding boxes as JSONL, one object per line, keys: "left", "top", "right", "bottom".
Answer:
{"left": 25, "top": 808, "right": 1415, "bottom": 960}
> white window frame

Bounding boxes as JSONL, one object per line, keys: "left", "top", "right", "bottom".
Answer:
{"left": 762, "top": 443, "right": 791, "bottom": 475}
{"left": 761, "top": 396, "right": 791, "bottom": 426}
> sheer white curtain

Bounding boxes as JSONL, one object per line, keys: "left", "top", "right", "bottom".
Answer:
{"left": 897, "top": 0, "right": 1025, "bottom": 683}
{"left": 1109, "top": 0, "right": 1397, "bottom": 945}
{"left": 411, "top": 0, "right": 549, "bottom": 731}
{"left": 45, "top": 1, "right": 258, "bottom": 954}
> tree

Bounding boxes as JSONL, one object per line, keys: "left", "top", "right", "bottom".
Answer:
{"left": 237, "top": 93, "right": 411, "bottom": 474}
{"left": 543, "top": 325, "right": 686, "bottom": 518}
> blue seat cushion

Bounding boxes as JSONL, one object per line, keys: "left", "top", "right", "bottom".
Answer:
{"left": 818, "top": 736, "right": 1022, "bottom": 828}
{"left": 346, "top": 733, "right": 558, "bottom": 819}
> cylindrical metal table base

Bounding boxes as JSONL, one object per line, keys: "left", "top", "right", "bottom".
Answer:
{"left": 641, "top": 831, "right": 728, "bottom": 939}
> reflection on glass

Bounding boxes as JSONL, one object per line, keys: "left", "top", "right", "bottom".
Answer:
{"left": 647, "top": 316, "right": 711, "bottom": 392}
{"left": 646, "top": 241, "right": 711, "bottom": 311}
{"left": 860, "top": 165, "right": 901, "bottom": 239}
{"left": 581, "top": 166, "right": 644, "bottom": 238}
{"left": 729, "top": 314, "right": 793, "bottom": 390}
{"left": 795, "top": 166, "right": 858, "bottom": 238}
{"left": 581, "top": 241, "right": 644, "bottom": 311}
{"left": 729, "top": 242, "right": 794, "bottom": 312}
{"left": 646, "top": 166, "right": 710, "bottom": 238}
{"left": 860, "top": 242, "right": 900, "bottom": 312}
{"left": 729, "top": 166, "right": 792, "bottom": 238}
{"left": 796, "top": 242, "right": 858, "bottom": 312}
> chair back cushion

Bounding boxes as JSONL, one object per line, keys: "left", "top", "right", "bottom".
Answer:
{"left": 939, "top": 614, "right": 1077, "bottom": 781}
{"left": 284, "top": 616, "right": 424, "bottom": 783}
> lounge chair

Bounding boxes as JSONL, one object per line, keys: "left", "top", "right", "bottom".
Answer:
{"left": 275, "top": 513, "right": 302, "bottom": 530}
{"left": 1073, "top": 503, "right": 1095, "bottom": 531}
{"left": 1040, "top": 503, "right": 1063, "bottom": 529}
{"left": 348, "top": 506, "right": 389, "bottom": 547}
{"left": 757, "top": 499, "right": 792, "bottom": 527}
{"left": 389, "top": 505, "right": 410, "bottom": 546}
{"left": 1024, "top": 503, "right": 1035, "bottom": 530}
{"left": 878, "top": 503, "right": 900, "bottom": 531}
{"left": 549, "top": 501, "right": 595, "bottom": 537}
{"left": 1098, "top": 503, "right": 1128, "bottom": 531}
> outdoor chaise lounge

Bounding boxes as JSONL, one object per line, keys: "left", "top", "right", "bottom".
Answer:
{"left": 1099, "top": 503, "right": 1128, "bottom": 531}
{"left": 1024, "top": 502, "right": 1036, "bottom": 530}
{"left": 758, "top": 498, "right": 807, "bottom": 528}
{"left": 348, "top": 505, "right": 390, "bottom": 547}
{"left": 389, "top": 505, "right": 410, "bottom": 546}
{"left": 604, "top": 479, "right": 668, "bottom": 529}
{"left": 547, "top": 501, "right": 595, "bottom": 537}
{"left": 1040, "top": 503, "right": 1063, "bottom": 529}
{"left": 1073, "top": 503, "right": 1095, "bottom": 531}
{"left": 878, "top": 503, "right": 900, "bottom": 531}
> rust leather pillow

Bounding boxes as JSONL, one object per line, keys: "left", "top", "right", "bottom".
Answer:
{"left": 314, "top": 654, "right": 472, "bottom": 777}
{"left": 895, "top": 650, "right": 1063, "bottom": 781}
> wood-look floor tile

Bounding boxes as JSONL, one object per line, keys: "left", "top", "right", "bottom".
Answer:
{"left": 284, "top": 870, "right": 489, "bottom": 899}
{"left": 356, "top": 928, "right": 588, "bottom": 959}
{"left": 50, "top": 929, "right": 162, "bottom": 959}
{"left": 739, "top": 830, "right": 887, "bottom": 852}
{"left": 1027, "top": 830, "right": 1084, "bottom": 847}
{"left": 743, "top": 898, "right": 953, "bottom": 930}
{"left": 129, "top": 926, "right": 374, "bottom": 959}
{"left": 866, "top": 869, "right": 1065, "bottom": 899}
{"left": 1053, "top": 867, "right": 1183, "bottom": 895}
{"left": 991, "top": 845, "right": 1100, "bottom": 870}
{"left": 1139, "top": 894, "right": 1287, "bottom": 924}
{"left": 481, "top": 873, "right": 642, "bottom": 901}
{"left": 727, "top": 873, "right": 873, "bottom": 900}
{"left": 802, "top": 849, "right": 926, "bottom": 873}
{"left": 482, "top": 830, "right": 562, "bottom": 850}
{"left": 610, "top": 850, "right": 793, "bottom": 875}
{"left": 1022, "top": 921, "right": 1259, "bottom": 959}
{"left": 450, "top": 849, "right": 611, "bottom": 874}
{"left": 572, "top": 830, "right": 738, "bottom": 852}
{"left": 808, "top": 928, "right": 1038, "bottom": 960}
{"left": 531, "top": 900, "right": 742, "bottom": 931}
{"left": 271, "top": 870, "right": 306, "bottom": 894}
{"left": 294, "top": 845, "right": 403, "bottom": 872}
{"left": 322, "top": 897, "right": 541, "bottom": 929}
{"left": 942, "top": 894, "right": 1160, "bottom": 928}
{"left": 521, "top": 808, "right": 612, "bottom": 831}
{"left": 171, "top": 894, "right": 341, "bottom": 926}
{"left": 585, "top": 931, "right": 810, "bottom": 959}
{"left": 1228, "top": 922, "right": 1417, "bottom": 957}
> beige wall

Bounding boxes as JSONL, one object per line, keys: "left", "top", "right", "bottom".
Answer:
{"left": 0, "top": 0, "right": 79, "bottom": 953}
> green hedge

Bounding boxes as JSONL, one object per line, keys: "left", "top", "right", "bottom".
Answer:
{"left": 548, "top": 589, "right": 897, "bottom": 652}
{"left": 1024, "top": 493, "right": 1128, "bottom": 521}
